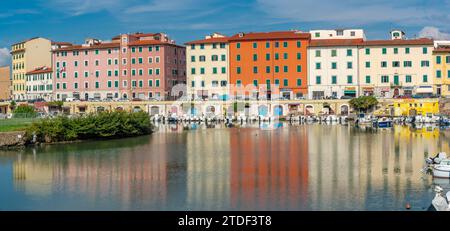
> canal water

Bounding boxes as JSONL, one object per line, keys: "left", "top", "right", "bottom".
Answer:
{"left": 0, "top": 123, "right": 449, "bottom": 211}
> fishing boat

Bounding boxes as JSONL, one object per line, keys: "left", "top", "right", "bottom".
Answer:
{"left": 433, "top": 159, "right": 450, "bottom": 178}
{"left": 373, "top": 117, "right": 393, "bottom": 128}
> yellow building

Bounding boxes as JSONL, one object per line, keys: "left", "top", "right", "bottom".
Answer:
{"left": 433, "top": 45, "right": 450, "bottom": 96}
{"left": 11, "top": 37, "right": 52, "bottom": 100}
{"left": 393, "top": 98, "right": 439, "bottom": 116}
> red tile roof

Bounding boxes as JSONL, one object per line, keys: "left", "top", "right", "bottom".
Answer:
{"left": 362, "top": 38, "right": 433, "bottom": 46}
{"left": 434, "top": 46, "right": 450, "bottom": 53}
{"left": 53, "top": 42, "right": 120, "bottom": 52}
{"left": 185, "top": 37, "right": 229, "bottom": 45}
{"left": 228, "top": 31, "right": 311, "bottom": 41}
{"left": 309, "top": 39, "right": 364, "bottom": 47}
{"left": 26, "top": 67, "right": 52, "bottom": 75}
{"left": 128, "top": 40, "right": 184, "bottom": 48}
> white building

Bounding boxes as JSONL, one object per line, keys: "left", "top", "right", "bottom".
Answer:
{"left": 358, "top": 30, "right": 434, "bottom": 97}
{"left": 185, "top": 33, "right": 229, "bottom": 100}
{"left": 26, "top": 66, "right": 53, "bottom": 101}
{"left": 308, "top": 29, "right": 365, "bottom": 99}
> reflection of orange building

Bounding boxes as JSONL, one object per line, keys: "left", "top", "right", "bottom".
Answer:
{"left": 230, "top": 127, "right": 309, "bottom": 210}
{"left": 229, "top": 31, "right": 311, "bottom": 99}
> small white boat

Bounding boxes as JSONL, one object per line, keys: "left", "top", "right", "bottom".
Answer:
{"left": 431, "top": 186, "right": 450, "bottom": 211}
{"left": 433, "top": 159, "right": 450, "bottom": 179}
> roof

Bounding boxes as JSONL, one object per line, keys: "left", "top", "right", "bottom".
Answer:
{"left": 185, "top": 37, "right": 229, "bottom": 45}
{"left": 12, "top": 37, "right": 41, "bottom": 46}
{"left": 26, "top": 67, "right": 52, "bottom": 75}
{"left": 362, "top": 38, "right": 433, "bottom": 46}
{"left": 52, "top": 41, "right": 73, "bottom": 46}
{"left": 53, "top": 42, "right": 120, "bottom": 52}
{"left": 434, "top": 46, "right": 450, "bottom": 53}
{"left": 228, "top": 31, "right": 311, "bottom": 42}
{"left": 309, "top": 39, "right": 364, "bottom": 47}
{"left": 112, "top": 32, "right": 161, "bottom": 40}
{"left": 128, "top": 40, "right": 185, "bottom": 48}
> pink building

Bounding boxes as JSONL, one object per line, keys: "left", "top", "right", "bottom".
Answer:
{"left": 53, "top": 33, "right": 186, "bottom": 101}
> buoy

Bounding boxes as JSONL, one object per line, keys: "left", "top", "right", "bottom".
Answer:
{"left": 405, "top": 203, "right": 411, "bottom": 210}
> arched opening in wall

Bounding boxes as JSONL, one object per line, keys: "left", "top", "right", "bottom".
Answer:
{"left": 244, "top": 103, "right": 250, "bottom": 116}
{"left": 273, "top": 105, "right": 283, "bottom": 116}
{"left": 323, "top": 103, "right": 334, "bottom": 115}
{"left": 340, "top": 105, "right": 349, "bottom": 115}
{"left": 150, "top": 106, "right": 159, "bottom": 115}
{"left": 84, "top": 93, "right": 89, "bottom": 101}
{"left": 393, "top": 88, "right": 400, "bottom": 97}
{"left": 258, "top": 105, "right": 268, "bottom": 116}
{"left": 134, "top": 106, "right": 142, "bottom": 113}
{"left": 97, "top": 106, "right": 105, "bottom": 112}
{"left": 123, "top": 93, "right": 128, "bottom": 99}
{"left": 305, "top": 105, "right": 314, "bottom": 115}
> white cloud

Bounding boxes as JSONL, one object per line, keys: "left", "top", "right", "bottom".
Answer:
{"left": 256, "top": 0, "right": 450, "bottom": 27}
{"left": 0, "top": 48, "right": 11, "bottom": 67}
{"left": 419, "top": 26, "right": 450, "bottom": 40}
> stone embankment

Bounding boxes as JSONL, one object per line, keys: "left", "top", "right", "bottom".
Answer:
{"left": 0, "top": 131, "right": 26, "bottom": 148}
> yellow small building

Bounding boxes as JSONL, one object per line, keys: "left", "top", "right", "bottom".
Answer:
{"left": 393, "top": 99, "right": 439, "bottom": 117}
{"left": 433, "top": 45, "right": 450, "bottom": 96}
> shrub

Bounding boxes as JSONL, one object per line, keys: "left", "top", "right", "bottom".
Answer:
{"left": 13, "top": 105, "right": 37, "bottom": 118}
{"left": 26, "top": 111, "right": 153, "bottom": 143}
{"left": 349, "top": 96, "right": 379, "bottom": 113}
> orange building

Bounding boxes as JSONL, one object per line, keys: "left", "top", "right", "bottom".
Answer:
{"left": 229, "top": 31, "right": 310, "bottom": 100}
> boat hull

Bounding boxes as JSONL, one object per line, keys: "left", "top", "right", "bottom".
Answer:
{"left": 433, "top": 166, "right": 450, "bottom": 178}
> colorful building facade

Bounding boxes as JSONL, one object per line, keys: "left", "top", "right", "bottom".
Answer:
{"left": 52, "top": 33, "right": 186, "bottom": 101}
{"left": 25, "top": 66, "right": 53, "bottom": 101}
{"left": 308, "top": 29, "right": 365, "bottom": 99}
{"left": 433, "top": 43, "right": 450, "bottom": 97}
{"left": 358, "top": 30, "right": 434, "bottom": 98}
{"left": 185, "top": 33, "right": 230, "bottom": 100}
{"left": 229, "top": 31, "right": 310, "bottom": 100}
{"left": 11, "top": 37, "right": 52, "bottom": 100}
{"left": 0, "top": 66, "right": 11, "bottom": 100}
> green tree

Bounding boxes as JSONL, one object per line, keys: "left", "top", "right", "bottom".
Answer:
{"left": 349, "top": 96, "right": 379, "bottom": 113}
{"left": 13, "top": 105, "right": 37, "bottom": 118}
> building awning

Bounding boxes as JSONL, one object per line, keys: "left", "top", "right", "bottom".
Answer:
{"left": 344, "top": 90, "right": 356, "bottom": 94}
{"left": 416, "top": 86, "right": 433, "bottom": 94}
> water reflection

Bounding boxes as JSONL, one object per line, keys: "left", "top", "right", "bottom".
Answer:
{"left": 1, "top": 124, "right": 450, "bottom": 210}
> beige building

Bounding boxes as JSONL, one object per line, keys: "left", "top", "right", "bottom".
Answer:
{"left": 11, "top": 37, "right": 52, "bottom": 100}
{"left": 185, "top": 33, "right": 230, "bottom": 100}
{"left": 0, "top": 66, "right": 11, "bottom": 100}
{"left": 358, "top": 30, "right": 434, "bottom": 98}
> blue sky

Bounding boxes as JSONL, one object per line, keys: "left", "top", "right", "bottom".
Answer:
{"left": 1, "top": 0, "right": 450, "bottom": 66}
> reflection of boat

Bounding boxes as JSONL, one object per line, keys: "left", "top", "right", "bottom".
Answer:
{"left": 429, "top": 186, "right": 450, "bottom": 211}
{"left": 373, "top": 117, "right": 393, "bottom": 128}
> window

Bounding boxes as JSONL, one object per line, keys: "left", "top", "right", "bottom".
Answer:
{"left": 275, "top": 79, "right": 280, "bottom": 85}
{"left": 347, "top": 75, "right": 353, "bottom": 84}
{"left": 138, "top": 58, "right": 143, "bottom": 64}
{"left": 406, "top": 75, "right": 412, "bottom": 83}
{"left": 404, "top": 61, "right": 412, "bottom": 67}
{"left": 405, "top": 48, "right": 410, "bottom": 54}
{"left": 365, "top": 76, "right": 371, "bottom": 84}
{"left": 191, "top": 68, "right": 195, "bottom": 75}
{"left": 74, "top": 83, "right": 78, "bottom": 89}
{"left": 212, "top": 55, "right": 219, "bottom": 61}
{"left": 283, "top": 42, "right": 288, "bottom": 48}
{"left": 200, "top": 68, "right": 205, "bottom": 74}
{"left": 437, "top": 70, "right": 442, "bottom": 78}
{"left": 347, "top": 62, "right": 353, "bottom": 69}
{"left": 382, "top": 48, "right": 387, "bottom": 54}
{"left": 394, "top": 48, "right": 398, "bottom": 54}
{"left": 297, "top": 41, "right": 301, "bottom": 48}
{"left": 423, "top": 47, "right": 428, "bottom": 54}
{"left": 266, "top": 53, "right": 270, "bottom": 61}
{"left": 191, "top": 56, "right": 196, "bottom": 62}
{"left": 253, "top": 66, "right": 258, "bottom": 74}
{"left": 253, "top": 42, "right": 257, "bottom": 49}
{"left": 447, "top": 56, "right": 450, "bottom": 64}
{"left": 423, "top": 75, "right": 428, "bottom": 83}
{"left": 95, "top": 82, "right": 99, "bottom": 89}
{"left": 236, "top": 80, "right": 242, "bottom": 86}
{"left": 283, "top": 66, "right": 288, "bottom": 73}
{"left": 275, "top": 66, "right": 279, "bottom": 73}
{"left": 191, "top": 44, "right": 195, "bottom": 50}
{"left": 297, "top": 79, "right": 302, "bottom": 86}
{"left": 316, "top": 76, "right": 321, "bottom": 84}
{"left": 365, "top": 48, "right": 370, "bottom": 55}
{"left": 139, "top": 80, "right": 143, "bottom": 88}
{"left": 331, "top": 50, "right": 337, "bottom": 57}
{"left": 315, "top": 32, "right": 320, "bottom": 38}
{"left": 236, "top": 43, "right": 241, "bottom": 49}
{"left": 283, "top": 79, "right": 288, "bottom": 86}
{"left": 199, "top": 56, "right": 206, "bottom": 62}
{"left": 236, "top": 55, "right": 241, "bottom": 61}
{"left": 331, "top": 76, "right": 337, "bottom": 84}
{"left": 297, "top": 65, "right": 302, "bottom": 72}
{"left": 266, "top": 66, "right": 271, "bottom": 73}
{"left": 297, "top": 53, "right": 301, "bottom": 60}
{"left": 275, "top": 53, "right": 279, "bottom": 60}
{"left": 381, "top": 76, "right": 389, "bottom": 83}
{"left": 155, "top": 80, "right": 160, "bottom": 87}
{"left": 346, "top": 49, "right": 352, "bottom": 56}
{"left": 421, "top": 60, "right": 430, "bottom": 67}
{"left": 394, "top": 75, "right": 399, "bottom": 85}
{"left": 437, "top": 56, "right": 442, "bottom": 64}
{"left": 221, "top": 55, "right": 226, "bottom": 61}
{"left": 316, "top": 62, "right": 321, "bottom": 70}
{"left": 108, "top": 81, "right": 112, "bottom": 88}
{"left": 265, "top": 42, "right": 270, "bottom": 48}
{"left": 253, "top": 79, "right": 258, "bottom": 86}
{"left": 212, "top": 67, "right": 217, "bottom": 74}
{"left": 253, "top": 54, "right": 258, "bottom": 61}
{"left": 315, "top": 50, "right": 321, "bottom": 57}
{"left": 74, "top": 72, "right": 78, "bottom": 78}
{"left": 331, "top": 62, "right": 337, "bottom": 69}
{"left": 381, "top": 61, "right": 387, "bottom": 68}
{"left": 148, "top": 69, "right": 153, "bottom": 75}
{"left": 392, "top": 61, "right": 400, "bottom": 67}
{"left": 365, "top": 62, "right": 371, "bottom": 68}
{"left": 283, "top": 53, "right": 288, "bottom": 59}
{"left": 275, "top": 42, "right": 279, "bottom": 48}
{"left": 200, "top": 44, "right": 204, "bottom": 49}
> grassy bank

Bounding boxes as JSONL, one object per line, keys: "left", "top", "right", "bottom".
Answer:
{"left": 25, "top": 111, "right": 154, "bottom": 143}
{"left": 0, "top": 118, "right": 36, "bottom": 132}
